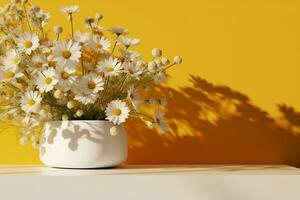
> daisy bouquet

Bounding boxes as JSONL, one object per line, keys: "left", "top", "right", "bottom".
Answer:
{"left": 0, "top": 1, "right": 182, "bottom": 148}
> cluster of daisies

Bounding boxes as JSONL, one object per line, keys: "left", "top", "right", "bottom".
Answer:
{"left": 0, "top": 1, "right": 182, "bottom": 148}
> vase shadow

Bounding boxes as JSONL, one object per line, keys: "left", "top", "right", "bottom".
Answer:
{"left": 40, "top": 121, "right": 105, "bottom": 156}
{"left": 125, "top": 75, "right": 300, "bottom": 167}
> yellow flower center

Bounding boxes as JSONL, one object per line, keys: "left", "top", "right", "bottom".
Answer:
{"left": 24, "top": 41, "right": 33, "bottom": 48}
{"left": 27, "top": 99, "right": 36, "bottom": 106}
{"left": 88, "top": 81, "right": 96, "bottom": 89}
{"left": 13, "top": 57, "right": 20, "bottom": 65}
{"left": 49, "top": 61, "right": 56, "bottom": 68}
{"left": 44, "top": 77, "right": 53, "bottom": 85}
{"left": 35, "top": 62, "right": 43, "bottom": 68}
{"left": 4, "top": 71, "right": 15, "bottom": 78}
{"left": 106, "top": 66, "right": 114, "bottom": 72}
{"left": 61, "top": 71, "right": 70, "bottom": 79}
{"left": 96, "top": 44, "right": 103, "bottom": 49}
{"left": 113, "top": 108, "right": 122, "bottom": 116}
{"left": 62, "top": 50, "right": 72, "bottom": 59}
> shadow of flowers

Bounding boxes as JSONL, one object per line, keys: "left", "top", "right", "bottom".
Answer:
{"left": 40, "top": 121, "right": 105, "bottom": 156}
{"left": 125, "top": 75, "right": 300, "bottom": 167}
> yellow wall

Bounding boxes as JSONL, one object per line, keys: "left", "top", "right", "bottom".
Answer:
{"left": 0, "top": 0, "right": 300, "bottom": 165}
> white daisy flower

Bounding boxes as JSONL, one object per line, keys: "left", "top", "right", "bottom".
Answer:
{"left": 105, "top": 99, "right": 130, "bottom": 125}
{"left": 61, "top": 5, "right": 79, "bottom": 14}
{"left": 120, "top": 49, "right": 140, "bottom": 61}
{"left": 39, "top": 44, "right": 52, "bottom": 54}
{"left": 74, "top": 31, "right": 90, "bottom": 44}
{"left": 86, "top": 23, "right": 104, "bottom": 33}
{"left": 74, "top": 73, "right": 104, "bottom": 95}
{"left": 55, "top": 64, "right": 76, "bottom": 91}
{"left": 89, "top": 35, "right": 110, "bottom": 52}
{"left": 123, "top": 61, "right": 143, "bottom": 80}
{"left": 20, "top": 90, "right": 42, "bottom": 113}
{"left": 31, "top": 9, "right": 50, "bottom": 28}
{"left": 36, "top": 68, "right": 59, "bottom": 93}
{"left": 53, "top": 40, "right": 81, "bottom": 66}
{"left": 118, "top": 37, "right": 140, "bottom": 47}
{"left": 74, "top": 92, "right": 99, "bottom": 105}
{"left": 46, "top": 54, "right": 57, "bottom": 68}
{"left": 0, "top": 65, "right": 23, "bottom": 82}
{"left": 2, "top": 49, "right": 21, "bottom": 67}
{"left": 31, "top": 54, "right": 48, "bottom": 70}
{"left": 154, "top": 109, "right": 169, "bottom": 133}
{"left": 109, "top": 27, "right": 128, "bottom": 36}
{"left": 127, "top": 85, "right": 141, "bottom": 110}
{"left": 17, "top": 32, "right": 39, "bottom": 55}
{"left": 96, "top": 56, "right": 123, "bottom": 77}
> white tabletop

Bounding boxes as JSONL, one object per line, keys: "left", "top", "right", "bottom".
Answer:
{"left": 1, "top": 165, "right": 300, "bottom": 200}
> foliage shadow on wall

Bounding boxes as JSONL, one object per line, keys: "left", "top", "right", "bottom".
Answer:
{"left": 125, "top": 75, "right": 300, "bottom": 167}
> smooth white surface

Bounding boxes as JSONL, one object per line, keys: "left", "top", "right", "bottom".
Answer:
{"left": 40, "top": 121, "right": 127, "bottom": 168}
{"left": 1, "top": 165, "right": 300, "bottom": 200}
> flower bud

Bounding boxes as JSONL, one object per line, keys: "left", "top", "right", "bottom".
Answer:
{"left": 110, "top": 126, "right": 118, "bottom": 136}
{"left": 147, "top": 98, "right": 156, "bottom": 106}
{"left": 67, "top": 100, "right": 75, "bottom": 109}
{"left": 53, "top": 26, "right": 63, "bottom": 35}
{"left": 19, "top": 136, "right": 28, "bottom": 146}
{"left": 147, "top": 61, "right": 157, "bottom": 73}
{"left": 152, "top": 48, "right": 162, "bottom": 57}
{"left": 135, "top": 60, "right": 143, "bottom": 68}
{"left": 20, "top": 0, "right": 28, "bottom": 4}
{"left": 62, "top": 114, "right": 68, "bottom": 121}
{"left": 158, "top": 98, "right": 167, "bottom": 106}
{"left": 95, "top": 13, "right": 103, "bottom": 21}
{"left": 76, "top": 109, "right": 83, "bottom": 117}
{"left": 85, "top": 17, "right": 95, "bottom": 25}
{"left": 32, "top": 140, "right": 39, "bottom": 149}
{"left": 30, "top": 135, "right": 37, "bottom": 142}
{"left": 174, "top": 56, "right": 182, "bottom": 64}
{"left": 161, "top": 57, "right": 170, "bottom": 65}
{"left": 154, "top": 59, "right": 162, "bottom": 67}
{"left": 145, "top": 121, "right": 154, "bottom": 129}
{"left": 54, "top": 90, "right": 62, "bottom": 99}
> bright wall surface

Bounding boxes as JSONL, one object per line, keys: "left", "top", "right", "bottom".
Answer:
{"left": 0, "top": 0, "right": 299, "bottom": 165}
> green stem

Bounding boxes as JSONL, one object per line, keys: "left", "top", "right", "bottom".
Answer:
{"left": 164, "top": 63, "right": 176, "bottom": 70}
{"left": 69, "top": 13, "right": 74, "bottom": 38}
{"left": 111, "top": 35, "right": 119, "bottom": 54}
{"left": 23, "top": 5, "right": 32, "bottom": 32}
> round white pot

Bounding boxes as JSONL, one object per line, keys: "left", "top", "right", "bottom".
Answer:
{"left": 39, "top": 120, "right": 128, "bottom": 169}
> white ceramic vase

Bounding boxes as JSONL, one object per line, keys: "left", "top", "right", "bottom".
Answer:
{"left": 39, "top": 120, "right": 128, "bottom": 169}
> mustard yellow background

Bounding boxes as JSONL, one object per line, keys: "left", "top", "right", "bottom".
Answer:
{"left": 0, "top": 0, "right": 299, "bottom": 165}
